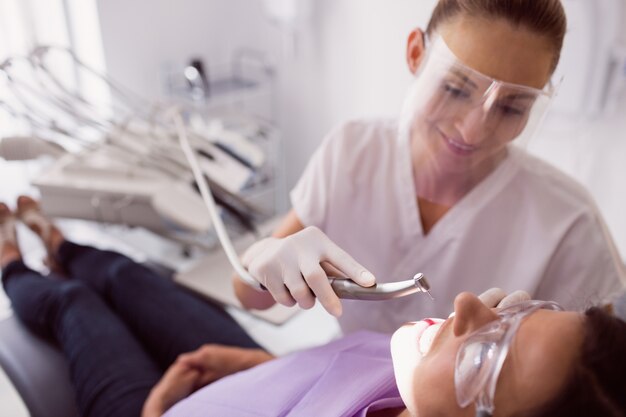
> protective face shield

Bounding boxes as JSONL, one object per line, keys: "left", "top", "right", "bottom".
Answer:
{"left": 454, "top": 300, "right": 564, "bottom": 416}
{"left": 399, "top": 34, "right": 557, "bottom": 205}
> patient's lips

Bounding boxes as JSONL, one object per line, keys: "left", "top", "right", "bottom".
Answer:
{"left": 418, "top": 318, "right": 445, "bottom": 355}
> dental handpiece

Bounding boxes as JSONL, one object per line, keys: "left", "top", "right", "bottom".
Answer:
{"left": 252, "top": 272, "right": 433, "bottom": 301}
{"left": 329, "top": 273, "right": 434, "bottom": 301}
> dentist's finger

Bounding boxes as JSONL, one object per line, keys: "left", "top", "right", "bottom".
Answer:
{"left": 320, "top": 261, "right": 346, "bottom": 278}
{"left": 301, "top": 260, "right": 342, "bottom": 316}
{"left": 320, "top": 242, "right": 375, "bottom": 288}
{"left": 497, "top": 290, "right": 531, "bottom": 308}
{"left": 283, "top": 265, "right": 316, "bottom": 310}
{"left": 247, "top": 258, "right": 296, "bottom": 307}
{"left": 478, "top": 288, "right": 507, "bottom": 308}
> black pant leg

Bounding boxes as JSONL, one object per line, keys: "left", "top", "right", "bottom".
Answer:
{"left": 56, "top": 241, "right": 263, "bottom": 370}
{"left": 2, "top": 262, "right": 161, "bottom": 417}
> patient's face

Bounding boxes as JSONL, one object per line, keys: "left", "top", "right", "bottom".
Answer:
{"left": 390, "top": 293, "right": 584, "bottom": 416}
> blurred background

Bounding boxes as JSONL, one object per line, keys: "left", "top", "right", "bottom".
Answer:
{"left": 70, "top": 0, "right": 626, "bottom": 249}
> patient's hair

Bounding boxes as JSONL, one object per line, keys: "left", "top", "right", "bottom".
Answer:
{"left": 425, "top": 0, "right": 567, "bottom": 72}
{"left": 523, "top": 307, "right": 626, "bottom": 417}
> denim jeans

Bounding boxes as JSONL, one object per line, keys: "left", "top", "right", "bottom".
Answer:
{"left": 2, "top": 241, "right": 262, "bottom": 417}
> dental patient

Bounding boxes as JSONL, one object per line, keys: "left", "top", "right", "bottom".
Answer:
{"left": 1, "top": 198, "right": 625, "bottom": 417}
{"left": 160, "top": 295, "right": 626, "bottom": 417}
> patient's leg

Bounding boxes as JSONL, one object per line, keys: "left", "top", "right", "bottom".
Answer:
{"left": 2, "top": 262, "right": 161, "bottom": 417}
{"left": 17, "top": 196, "right": 262, "bottom": 370}
{"left": 56, "top": 241, "right": 263, "bottom": 370}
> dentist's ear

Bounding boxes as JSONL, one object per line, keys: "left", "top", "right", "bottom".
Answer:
{"left": 406, "top": 28, "right": 427, "bottom": 75}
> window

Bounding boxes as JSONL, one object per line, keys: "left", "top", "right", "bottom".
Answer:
{"left": 0, "top": 0, "right": 109, "bottom": 138}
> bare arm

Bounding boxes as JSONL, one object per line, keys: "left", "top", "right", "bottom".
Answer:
{"left": 141, "top": 360, "right": 200, "bottom": 417}
{"left": 141, "top": 345, "right": 274, "bottom": 417}
{"left": 233, "top": 209, "right": 305, "bottom": 310}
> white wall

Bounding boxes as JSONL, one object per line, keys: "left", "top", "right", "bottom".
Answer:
{"left": 275, "top": 0, "right": 438, "bottom": 190}
{"left": 314, "top": 0, "right": 437, "bottom": 122}
{"left": 527, "top": 0, "right": 626, "bottom": 256}
{"left": 95, "top": 0, "right": 277, "bottom": 101}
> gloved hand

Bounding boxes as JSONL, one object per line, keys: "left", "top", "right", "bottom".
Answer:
{"left": 240, "top": 226, "right": 376, "bottom": 317}
{"left": 478, "top": 287, "right": 531, "bottom": 309}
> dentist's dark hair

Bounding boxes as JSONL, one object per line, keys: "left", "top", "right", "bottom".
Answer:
{"left": 426, "top": 0, "right": 567, "bottom": 73}
{"left": 520, "top": 307, "right": 626, "bottom": 417}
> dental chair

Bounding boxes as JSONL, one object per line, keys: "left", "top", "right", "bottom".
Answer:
{"left": 0, "top": 315, "right": 78, "bottom": 417}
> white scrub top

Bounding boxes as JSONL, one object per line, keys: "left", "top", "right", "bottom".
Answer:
{"left": 290, "top": 119, "right": 625, "bottom": 334}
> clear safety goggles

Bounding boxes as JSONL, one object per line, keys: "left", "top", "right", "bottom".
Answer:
{"left": 454, "top": 300, "right": 564, "bottom": 416}
{"left": 404, "top": 35, "right": 557, "bottom": 148}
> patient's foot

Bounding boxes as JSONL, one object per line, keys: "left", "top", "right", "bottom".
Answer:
{"left": 0, "top": 203, "right": 21, "bottom": 268}
{"left": 16, "top": 196, "right": 65, "bottom": 270}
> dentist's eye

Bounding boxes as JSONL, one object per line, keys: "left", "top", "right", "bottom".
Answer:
{"left": 496, "top": 104, "right": 524, "bottom": 116}
{"left": 443, "top": 84, "right": 470, "bottom": 99}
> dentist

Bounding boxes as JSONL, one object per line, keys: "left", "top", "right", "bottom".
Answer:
{"left": 234, "top": 0, "right": 624, "bottom": 334}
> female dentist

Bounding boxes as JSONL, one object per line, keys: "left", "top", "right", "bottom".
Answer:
{"left": 234, "top": 0, "right": 625, "bottom": 334}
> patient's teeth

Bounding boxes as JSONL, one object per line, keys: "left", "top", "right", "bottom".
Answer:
{"left": 419, "top": 319, "right": 445, "bottom": 355}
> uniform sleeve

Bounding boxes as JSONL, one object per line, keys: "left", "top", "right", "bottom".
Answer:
{"left": 535, "top": 209, "right": 626, "bottom": 310}
{"left": 289, "top": 124, "right": 346, "bottom": 229}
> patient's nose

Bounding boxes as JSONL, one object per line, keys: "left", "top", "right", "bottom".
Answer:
{"left": 452, "top": 292, "right": 499, "bottom": 337}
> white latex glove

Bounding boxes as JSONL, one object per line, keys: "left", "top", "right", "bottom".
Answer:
{"left": 478, "top": 288, "right": 531, "bottom": 309}
{"left": 240, "top": 226, "right": 376, "bottom": 316}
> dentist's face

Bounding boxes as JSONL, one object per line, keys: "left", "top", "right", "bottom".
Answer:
{"left": 404, "top": 16, "right": 554, "bottom": 176}
{"left": 390, "top": 293, "right": 583, "bottom": 416}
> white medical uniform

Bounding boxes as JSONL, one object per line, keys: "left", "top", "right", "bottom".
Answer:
{"left": 290, "top": 119, "right": 625, "bottom": 334}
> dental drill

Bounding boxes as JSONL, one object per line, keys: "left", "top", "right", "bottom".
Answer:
{"left": 172, "top": 109, "right": 434, "bottom": 302}
{"left": 329, "top": 273, "right": 433, "bottom": 300}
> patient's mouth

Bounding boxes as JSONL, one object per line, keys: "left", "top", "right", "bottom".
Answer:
{"left": 418, "top": 319, "right": 445, "bottom": 355}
